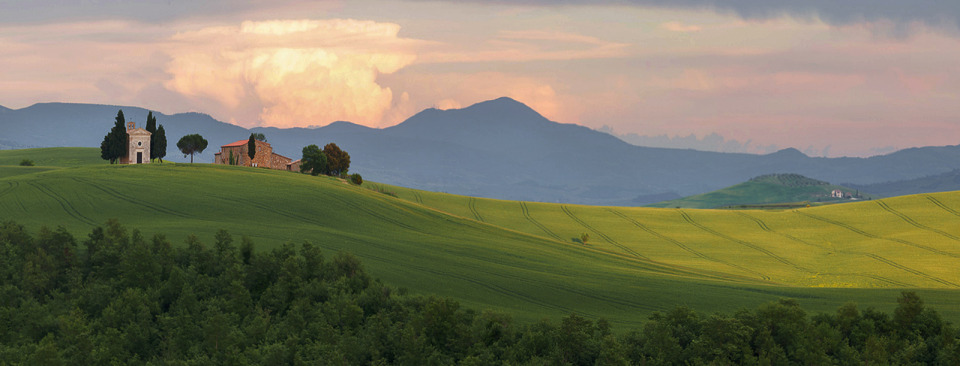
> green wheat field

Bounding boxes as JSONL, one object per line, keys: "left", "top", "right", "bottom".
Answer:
{"left": 3, "top": 148, "right": 960, "bottom": 327}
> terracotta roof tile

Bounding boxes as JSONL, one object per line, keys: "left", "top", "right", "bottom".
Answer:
{"left": 221, "top": 139, "right": 248, "bottom": 147}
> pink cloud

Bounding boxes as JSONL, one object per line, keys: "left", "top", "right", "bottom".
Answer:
{"left": 661, "top": 21, "right": 702, "bottom": 33}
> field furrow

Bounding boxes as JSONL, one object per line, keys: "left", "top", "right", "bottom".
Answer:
{"left": 679, "top": 210, "right": 801, "bottom": 269}
{"left": 0, "top": 181, "right": 16, "bottom": 198}
{"left": 520, "top": 201, "right": 562, "bottom": 241}
{"left": 875, "top": 200, "right": 960, "bottom": 242}
{"left": 73, "top": 177, "right": 193, "bottom": 219}
{"left": 327, "top": 192, "right": 421, "bottom": 232}
{"left": 561, "top": 205, "right": 650, "bottom": 260}
{"left": 27, "top": 181, "right": 98, "bottom": 226}
{"left": 468, "top": 197, "right": 485, "bottom": 222}
{"left": 863, "top": 253, "right": 960, "bottom": 288}
{"left": 926, "top": 195, "right": 960, "bottom": 218}
{"left": 734, "top": 212, "right": 912, "bottom": 287}
{"left": 607, "top": 208, "right": 770, "bottom": 281}
{"left": 795, "top": 211, "right": 960, "bottom": 259}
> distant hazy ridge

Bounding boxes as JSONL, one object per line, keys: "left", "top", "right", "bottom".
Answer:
{"left": 2, "top": 98, "right": 960, "bottom": 205}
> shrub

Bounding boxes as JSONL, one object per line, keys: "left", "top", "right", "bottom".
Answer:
{"left": 19, "top": 159, "right": 34, "bottom": 166}
{"left": 580, "top": 233, "right": 590, "bottom": 244}
{"left": 350, "top": 173, "right": 363, "bottom": 185}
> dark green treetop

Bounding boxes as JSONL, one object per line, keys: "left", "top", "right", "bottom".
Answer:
{"left": 100, "top": 109, "right": 128, "bottom": 164}
{"left": 247, "top": 133, "right": 256, "bottom": 161}
{"left": 300, "top": 144, "right": 328, "bottom": 176}
{"left": 154, "top": 125, "right": 167, "bottom": 163}
{"left": 176, "top": 134, "right": 208, "bottom": 163}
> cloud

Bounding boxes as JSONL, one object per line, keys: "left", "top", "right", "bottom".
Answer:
{"left": 426, "top": 0, "right": 960, "bottom": 35}
{"left": 0, "top": 0, "right": 311, "bottom": 24}
{"left": 419, "top": 29, "right": 629, "bottom": 64}
{"left": 661, "top": 21, "right": 701, "bottom": 33}
{"left": 163, "top": 19, "right": 418, "bottom": 128}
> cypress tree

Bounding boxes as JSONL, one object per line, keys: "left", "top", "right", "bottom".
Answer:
{"left": 154, "top": 125, "right": 167, "bottom": 163}
{"left": 146, "top": 112, "right": 158, "bottom": 161}
{"left": 100, "top": 110, "right": 128, "bottom": 164}
{"left": 247, "top": 134, "right": 256, "bottom": 163}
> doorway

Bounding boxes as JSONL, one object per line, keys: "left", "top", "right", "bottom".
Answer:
{"left": 137, "top": 152, "right": 142, "bottom": 164}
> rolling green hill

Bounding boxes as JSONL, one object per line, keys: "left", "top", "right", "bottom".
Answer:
{"left": 646, "top": 173, "right": 876, "bottom": 209}
{"left": 0, "top": 147, "right": 106, "bottom": 167}
{"left": 3, "top": 148, "right": 960, "bottom": 326}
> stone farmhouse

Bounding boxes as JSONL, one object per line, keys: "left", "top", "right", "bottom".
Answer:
{"left": 214, "top": 139, "right": 298, "bottom": 171}
{"left": 120, "top": 122, "right": 151, "bottom": 164}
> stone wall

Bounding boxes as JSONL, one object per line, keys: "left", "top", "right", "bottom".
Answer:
{"left": 270, "top": 153, "right": 292, "bottom": 170}
{"left": 287, "top": 160, "right": 301, "bottom": 172}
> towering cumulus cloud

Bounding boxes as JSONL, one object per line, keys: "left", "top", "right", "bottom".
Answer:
{"left": 164, "top": 19, "right": 416, "bottom": 127}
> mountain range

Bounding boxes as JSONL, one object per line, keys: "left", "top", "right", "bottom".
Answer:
{"left": 846, "top": 169, "right": 960, "bottom": 198}
{"left": 2, "top": 97, "right": 960, "bottom": 205}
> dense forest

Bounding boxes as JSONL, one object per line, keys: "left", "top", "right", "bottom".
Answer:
{"left": 1, "top": 220, "right": 959, "bottom": 365}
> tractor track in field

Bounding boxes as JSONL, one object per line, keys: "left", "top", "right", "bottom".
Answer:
{"left": 358, "top": 251, "right": 588, "bottom": 315}
{"left": 363, "top": 248, "right": 662, "bottom": 314}
{"left": 413, "top": 191, "right": 424, "bottom": 205}
{"left": 608, "top": 209, "right": 770, "bottom": 281}
{"left": 561, "top": 205, "right": 650, "bottom": 260}
{"left": 0, "top": 181, "right": 16, "bottom": 198}
{"left": 27, "top": 181, "right": 97, "bottom": 226}
{"left": 861, "top": 253, "right": 959, "bottom": 288}
{"left": 0, "top": 181, "right": 21, "bottom": 212}
{"left": 680, "top": 210, "right": 801, "bottom": 270}
{"left": 468, "top": 197, "right": 485, "bottom": 222}
{"left": 791, "top": 210, "right": 960, "bottom": 288}
{"left": 734, "top": 212, "right": 912, "bottom": 287}
{"left": 73, "top": 178, "right": 192, "bottom": 219}
{"left": 925, "top": 195, "right": 960, "bottom": 218}
{"left": 795, "top": 211, "right": 960, "bottom": 259}
{"left": 327, "top": 193, "right": 420, "bottom": 232}
{"left": 214, "top": 194, "right": 321, "bottom": 227}
{"left": 519, "top": 201, "right": 562, "bottom": 241}
{"left": 875, "top": 200, "right": 960, "bottom": 242}
{"left": 13, "top": 182, "right": 26, "bottom": 212}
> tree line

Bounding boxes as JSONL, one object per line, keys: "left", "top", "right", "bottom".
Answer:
{"left": 1, "top": 221, "right": 958, "bottom": 365}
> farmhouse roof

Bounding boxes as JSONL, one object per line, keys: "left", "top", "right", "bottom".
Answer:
{"left": 221, "top": 139, "right": 248, "bottom": 147}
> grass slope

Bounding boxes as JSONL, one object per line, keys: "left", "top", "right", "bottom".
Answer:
{"left": 3, "top": 149, "right": 960, "bottom": 325}
{"left": 647, "top": 173, "right": 876, "bottom": 209}
{"left": 0, "top": 147, "right": 106, "bottom": 167}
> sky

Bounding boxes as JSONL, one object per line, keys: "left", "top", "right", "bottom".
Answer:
{"left": 1, "top": 0, "right": 959, "bottom": 157}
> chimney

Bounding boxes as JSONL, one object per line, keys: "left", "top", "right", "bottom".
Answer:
{"left": 127, "top": 122, "right": 135, "bottom": 130}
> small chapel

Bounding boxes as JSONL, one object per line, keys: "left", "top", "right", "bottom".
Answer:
{"left": 120, "top": 122, "right": 151, "bottom": 164}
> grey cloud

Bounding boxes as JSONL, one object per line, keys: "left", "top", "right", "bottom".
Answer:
{"left": 7, "top": 0, "right": 956, "bottom": 34}
{"left": 433, "top": 0, "right": 960, "bottom": 32}
{"left": 0, "top": 0, "right": 297, "bottom": 24}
